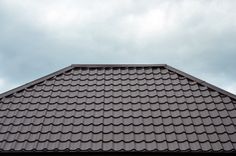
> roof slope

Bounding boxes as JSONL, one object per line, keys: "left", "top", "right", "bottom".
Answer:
{"left": 0, "top": 64, "right": 236, "bottom": 152}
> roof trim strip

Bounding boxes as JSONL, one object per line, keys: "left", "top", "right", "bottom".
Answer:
{"left": 71, "top": 64, "right": 167, "bottom": 68}
{"left": 165, "top": 65, "right": 236, "bottom": 100}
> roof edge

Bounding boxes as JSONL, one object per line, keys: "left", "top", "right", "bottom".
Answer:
{"left": 0, "top": 150, "right": 235, "bottom": 154}
{"left": 0, "top": 65, "right": 74, "bottom": 99}
{"left": 71, "top": 64, "right": 167, "bottom": 68}
{"left": 165, "top": 65, "right": 236, "bottom": 100}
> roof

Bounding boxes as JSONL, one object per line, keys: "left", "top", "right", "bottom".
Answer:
{"left": 0, "top": 64, "right": 236, "bottom": 153}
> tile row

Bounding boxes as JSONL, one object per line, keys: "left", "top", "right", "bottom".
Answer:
{"left": 0, "top": 123, "right": 235, "bottom": 135}
{"left": 2, "top": 96, "right": 232, "bottom": 108}
{"left": 0, "top": 107, "right": 235, "bottom": 119}
{"left": 0, "top": 115, "right": 235, "bottom": 128}
{"left": 1, "top": 102, "right": 234, "bottom": 115}
{"left": 0, "top": 131, "right": 235, "bottom": 143}
{"left": 0, "top": 137, "right": 235, "bottom": 152}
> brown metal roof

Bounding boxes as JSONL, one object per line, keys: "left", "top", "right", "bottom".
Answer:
{"left": 0, "top": 64, "right": 236, "bottom": 152}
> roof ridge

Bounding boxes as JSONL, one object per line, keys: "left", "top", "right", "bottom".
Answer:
{"left": 165, "top": 65, "right": 236, "bottom": 100}
{"left": 0, "top": 65, "right": 74, "bottom": 99}
{"left": 71, "top": 64, "right": 167, "bottom": 68}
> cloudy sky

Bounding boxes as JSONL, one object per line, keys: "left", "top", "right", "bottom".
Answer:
{"left": 0, "top": 0, "right": 236, "bottom": 94}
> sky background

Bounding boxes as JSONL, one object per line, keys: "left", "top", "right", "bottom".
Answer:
{"left": 0, "top": 0, "right": 236, "bottom": 94}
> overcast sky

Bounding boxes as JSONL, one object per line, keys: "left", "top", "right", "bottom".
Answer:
{"left": 0, "top": 0, "right": 236, "bottom": 95}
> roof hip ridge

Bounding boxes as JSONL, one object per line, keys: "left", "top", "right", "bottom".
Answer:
{"left": 165, "top": 65, "right": 236, "bottom": 100}
{"left": 0, "top": 65, "right": 74, "bottom": 99}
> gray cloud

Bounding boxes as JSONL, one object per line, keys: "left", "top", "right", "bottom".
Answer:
{"left": 0, "top": 0, "right": 236, "bottom": 94}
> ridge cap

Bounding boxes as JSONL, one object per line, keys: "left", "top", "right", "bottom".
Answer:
{"left": 71, "top": 64, "right": 167, "bottom": 68}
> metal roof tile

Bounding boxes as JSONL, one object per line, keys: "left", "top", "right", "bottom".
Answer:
{"left": 0, "top": 64, "right": 236, "bottom": 152}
